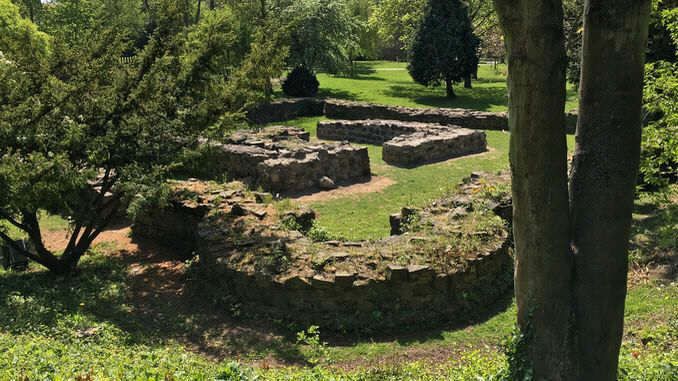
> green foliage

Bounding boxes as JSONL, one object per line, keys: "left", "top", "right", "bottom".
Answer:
{"left": 296, "top": 325, "right": 330, "bottom": 366}
{"left": 0, "top": 1, "right": 285, "bottom": 273}
{"left": 369, "top": 0, "right": 426, "bottom": 55}
{"left": 640, "top": 61, "right": 678, "bottom": 189}
{"left": 647, "top": 0, "right": 678, "bottom": 62}
{"left": 283, "top": 0, "right": 361, "bottom": 73}
{"left": 282, "top": 66, "right": 320, "bottom": 97}
{"left": 408, "top": 0, "right": 479, "bottom": 97}
{"left": 563, "top": 0, "right": 584, "bottom": 87}
{"left": 307, "top": 221, "right": 335, "bottom": 242}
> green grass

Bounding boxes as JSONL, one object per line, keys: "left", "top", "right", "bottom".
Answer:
{"left": 313, "top": 61, "right": 579, "bottom": 112}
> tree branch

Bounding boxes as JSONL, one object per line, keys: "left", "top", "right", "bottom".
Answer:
{"left": 0, "top": 230, "right": 42, "bottom": 264}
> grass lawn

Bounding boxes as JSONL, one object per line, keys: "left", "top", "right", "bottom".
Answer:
{"left": 313, "top": 61, "right": 580, "bottom": 112}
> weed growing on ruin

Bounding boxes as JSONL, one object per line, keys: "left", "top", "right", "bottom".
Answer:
{"left": 296, "top": 326, "right": 330, "bottom": 366}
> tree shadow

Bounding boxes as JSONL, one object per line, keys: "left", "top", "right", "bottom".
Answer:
{"left": 0, "top": 235, "right": 306, "bottom": 365}
{"left": 384, "top": 84, "right": 508, "bottom": 111}
{"left": 317, "top": 88, "right": 360, "bottom": 101}
{"left": 322, "top": 286, "right": 515, "bottom": 347}
{"left": 629, "top": 193, "right": 678, "bottom": 281}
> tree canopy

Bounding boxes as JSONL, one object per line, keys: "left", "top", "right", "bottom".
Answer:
{"left": 0, "top": 0, "right": 285, "bottom": 274}
{"left": 408, "top": 0, "right": 479, "bottom": 98}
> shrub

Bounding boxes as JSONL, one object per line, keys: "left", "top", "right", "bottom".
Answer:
{"left": 640, "top": 61, "right": 677, "bottom": 190}
{"left": 282, "top": 66, "right": 320, "bottom": 97}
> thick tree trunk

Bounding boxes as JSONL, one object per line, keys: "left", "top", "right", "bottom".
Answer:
{"left": 464, "top": 75, "right": 472, "bottom": 89}
{"left": 493, "top": 0, "right": 574, "bottom": 379}
{"left": 445, "top": 78, "right": 456, "bottom": 98}
{"left": 569, "top": 1, "right": 651, "bottom": 379}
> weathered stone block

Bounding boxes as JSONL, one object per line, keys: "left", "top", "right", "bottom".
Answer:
{"left": 383, "top": 129, "right": 487, "bottom": 167}
{"left": 386, "top": 264, "right": 409, "bottom": 282}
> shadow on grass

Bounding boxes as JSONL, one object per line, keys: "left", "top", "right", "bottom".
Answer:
{"left": 630, "top": 191, "right": 678, "bottom": 280}
{"left": 384, "top": 84, "right": 508, "bottom": 111}
{"left": 317, "top": 87, "right": 360, "bottom": 101}
{"left": 0, "top": 237, "right": 306, "bottom": 365}
{"left": 323, "top": 286, "right": 515, "bottom": 348}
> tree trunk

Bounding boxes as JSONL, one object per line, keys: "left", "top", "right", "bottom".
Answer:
{"left": 464, "top": 75, "right": 472, "bottom": 89}
{"left": 569, "top": 1, "right": 651, "bottom": 379}
{"left": 445, "top": 78, "right": 456, "bottom": 98}
{"left": 209, "top": 0, "right": 215, "bottom": 10}
{"left": 196, "top": 0, "right": 201, "bottom": 22}
{"left": 493, "top": 0, "right": 574, "bottom": 379}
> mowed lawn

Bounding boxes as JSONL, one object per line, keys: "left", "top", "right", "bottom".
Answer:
{"left": 314, "top": 61, "right": 580, "bottom": 112}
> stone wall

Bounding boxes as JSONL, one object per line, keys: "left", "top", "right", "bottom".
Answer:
{"left": 324, "top": 99, "right": 509, "bottom": 131}
{"left": 132, "top": 199, "right": 208, "bottom": 259}
{"left": 317, "top": 119, "right": 488, "bottom": 167}
{"left": 134, "top": 174, "right": 514, "bottom": 332}
{"left": 206, "top": 239, "right": 512, "bottom": 332}
{"left": 247, "top": 98, "right": 325, "bottom": 125}
{"left": 203, "top": 126, "right": 371, "bottom": 194}
{"left": 317, "top": 119, "right": 449, "bottom": 145}
{"left": 256, "top": 144, "right": 371, "bottom": 194}
{"left": 383, "top": 129, "right": 487, "bottom": 167}
{"left": 323, "top": 99, "right": 578, "bottom": 134}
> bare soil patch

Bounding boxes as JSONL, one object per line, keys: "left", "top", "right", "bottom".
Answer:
{"left": 293, "top": 176, "right": 396, "bottom": 203}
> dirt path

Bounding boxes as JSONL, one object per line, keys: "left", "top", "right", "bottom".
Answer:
{"left": 292, "top": 176, "right": 396, "bottom": 203}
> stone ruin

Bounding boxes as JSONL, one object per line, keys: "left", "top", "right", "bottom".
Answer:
{"left": 202, "top": 126, "right": 370, "bottom": 194}
{"left": 132, "top": 173, "right": 514, "bottom": 332}
{"left": 247, "top": 97, "right": 578, "bottom": 134}
{"left": 317, "top": 119, "right": 488, "bottom": 167}
{"left": 324, "top": 99, "right": 510, "bottom": 131}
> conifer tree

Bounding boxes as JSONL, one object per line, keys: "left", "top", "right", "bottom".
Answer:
{"left": 408, "top": 0, "right": 479, "bottom": 98}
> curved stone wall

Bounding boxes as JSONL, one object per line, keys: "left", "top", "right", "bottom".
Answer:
{"left": 134, "top": 173, "right": 514, "bottom": 332}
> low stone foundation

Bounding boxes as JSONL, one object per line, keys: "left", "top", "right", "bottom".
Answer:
{"left": 247, "top": 98, "right": 325, "bottom": 125}
{"left": 317, "top": 119, "right": 488, "bottom": 167}
{"left": 317, "top": 119, "right": 449, "bottom": 145}
{"left": 134, "top": 173, "right": 514, "bottom": 332}
{"left": 383, "top": 129, "right": 487, "bottom": 167}
{"left": 204, "top": 126, "right": 371, "bottom": 194}
{"left": 323, "top": 99, "right": 578, "bottom": 134}
{"left": 324, "top": 99, "right": 509, "bottom": 131}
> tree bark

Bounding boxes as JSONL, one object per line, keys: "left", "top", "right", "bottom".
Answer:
{"left": 464, "top": 75, "right": 472, "bottom": 89}
{"left": 570, "top": 1, "right": 651, "bottom": 379}
{"left": 445, "top": 78, "right": 456, "bottom": 98}
{"left": 493, "top": 0, "right": 574, "bottom": 379}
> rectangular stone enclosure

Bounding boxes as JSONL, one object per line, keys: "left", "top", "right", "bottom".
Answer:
{"left": 317, "top": 119, "right": 487, "bottom": 167}
{"left": 204, "top": 126, "right": 370, "bottom": 194}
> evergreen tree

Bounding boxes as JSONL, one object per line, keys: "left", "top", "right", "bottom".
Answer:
{"left": 408, "top": 0, "right": 479, "bottom": 98}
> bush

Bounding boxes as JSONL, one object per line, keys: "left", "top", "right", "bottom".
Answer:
{"left": 282, "top": 66, "right": 320, "bottom": 97}
{"left": 640, "top": 61, "right": 678, "bottom": 190}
